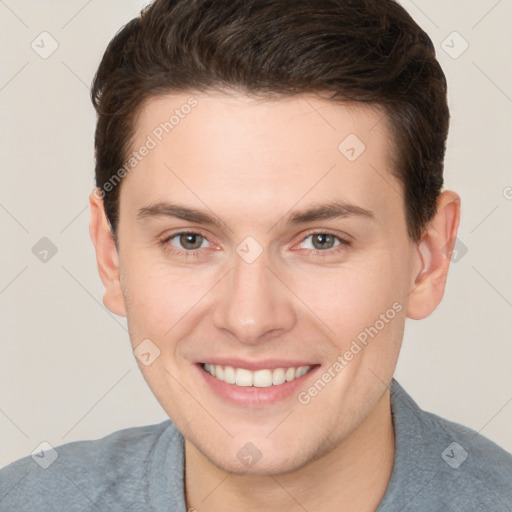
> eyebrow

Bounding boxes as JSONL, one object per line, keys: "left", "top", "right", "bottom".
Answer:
{"left": 137, "top": 203, "right": 220, "bottom": 226}
{"left": 286, "top": 201, "right": 375, "bottom": 224}
{"left": 136, "top": 200, "right": 375, "bottom": 227}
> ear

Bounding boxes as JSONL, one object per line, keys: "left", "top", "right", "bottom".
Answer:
{"left": 406, "top": 190, "right": 461, "bottom": 320}
{"left": 89, "top": 190, "right": 127, "bottom": 317}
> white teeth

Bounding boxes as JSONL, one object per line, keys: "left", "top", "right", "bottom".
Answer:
{"left": 253, "top": 369, "right": 273, "bottom": 388}
{"left": 235, "top": 368, "right": 253, "bottom": 387}
{"left": 203, "top": 364, "right": 312, "bottom": 387}
{"left": 272, "top": 368, "right": 286, "bottom": 385}
{"left": 224, "top": 366, "right": 236, "bottom": 384}
{"left": 296, "top": 366, "right": 309, "bottom": 378}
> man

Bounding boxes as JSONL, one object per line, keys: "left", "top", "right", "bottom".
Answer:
{"left": 1, "top": 0, "right": 511, "bottom": 510}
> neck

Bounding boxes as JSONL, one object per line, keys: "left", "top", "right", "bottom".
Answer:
{"left": 185, "top": 390, "right": 395, "bottom": 512}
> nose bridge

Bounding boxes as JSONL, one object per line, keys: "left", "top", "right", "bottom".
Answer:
{"left": 213, "top": 249, "right": 295, "bottom": 343}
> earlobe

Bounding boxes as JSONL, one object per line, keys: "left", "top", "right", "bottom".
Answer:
{"left": 406, "top": 190, "right": 461, "bottom": 320}
{"left": 89, "top": 190, "right": 127, "bottom": 317}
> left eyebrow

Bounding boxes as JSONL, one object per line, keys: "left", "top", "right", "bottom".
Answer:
{"left": 285, "top": 200, "right": 375, "bottom": 225}
{"left": 137, "top": 202, "right": 222, "bottom": 227}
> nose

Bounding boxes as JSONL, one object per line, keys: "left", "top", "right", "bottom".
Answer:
{"left": 212, "top": 251, "right": 296, "bottom": 345}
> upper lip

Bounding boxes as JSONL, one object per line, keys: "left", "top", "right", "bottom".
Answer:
{"left": 199, "top": 358, "right": 318, "bottom": 371}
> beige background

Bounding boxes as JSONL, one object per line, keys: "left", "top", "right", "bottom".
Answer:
{"left": 1, "top": 0, "right": 511, "bottom": 467}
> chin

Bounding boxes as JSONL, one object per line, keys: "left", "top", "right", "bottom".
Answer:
{"left": 212, "top": 451, "right": 301, "bottom": 476}
{"left": 192, "top": 431, "right": 333, "bottom": 477}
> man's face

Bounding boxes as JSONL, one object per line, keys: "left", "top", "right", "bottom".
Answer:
{"left": 112, "top": 92, "right": 420, "bottom": 474}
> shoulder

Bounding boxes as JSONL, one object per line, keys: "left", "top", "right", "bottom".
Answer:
{"left": 382, "top": 380, "right": 512, "bottom": 511}
{"left": 0, "top": 420, "right": 183, "bottom": 512}
{"left": 421, "top": 407, "right": 512, "bottom": 506}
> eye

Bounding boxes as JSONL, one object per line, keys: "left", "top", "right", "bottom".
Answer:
{"left": 165, "top": 232, "right": 211, "bottom": 251}
{"left": 300, "top": 233, "right": 341, "bottom": 250}
{"left": 296, "top": 231, "right": 352, "bottom": 258}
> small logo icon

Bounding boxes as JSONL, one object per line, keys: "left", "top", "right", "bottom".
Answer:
{"left": 444, "top": 237, "right": 468, "bottom": 263}
{"left": 503, "top": 186, "right": 512, "bottom": 201}
{"left": 133, "top": 338, "right": 161, "bottom": 366}
{"left": 338, "top": 134, "right": 366, "bottom": 162}
{"left": 441, "top": 32, "right": 469, "bottom": 60}
{"left": 31, "top": 31, "right": 59, "bottom": 59}
{"left": 32, "top": 237, "right": 58, "bottom": 263}
{"left": 31, "top": 441, "right": 58, "bottom": 469}
{"left": 442, "top": 441, "right": 468, "bottom": 469}
{"left": 236, "top": 236, "right": 263, "bottom": 264}
{"left": 236, "top": 442, "right": 263, "bottom": 469}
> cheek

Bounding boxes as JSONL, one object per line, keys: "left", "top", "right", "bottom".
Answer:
{"left": 120, "top": 258, "right": 206, "bottom": 343}
{"left": 123, "top": 277, "right": 164, "bottom": 332}
{"left": 287, "top": 251, "right": 406, "bottom": 338}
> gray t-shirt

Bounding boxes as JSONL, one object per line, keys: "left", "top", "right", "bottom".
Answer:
{"left": 1, "top": 379, "right": 511, "bottom": 511}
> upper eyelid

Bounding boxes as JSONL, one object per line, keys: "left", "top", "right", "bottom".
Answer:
{"left": 296, "top": 232, "right": 351, "bottom": 250}
{"left": 164, "top": 230, "right": 213, "bottom": 247}
{"left": 162, "top": 229, "right": 211, "bottom": 241}
{"left": 299, "top": 231, "right": 347, "bottom": 241}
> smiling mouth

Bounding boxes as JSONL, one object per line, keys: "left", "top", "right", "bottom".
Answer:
{"left": 201, "top": 363, "right": 315, "bottom": 387}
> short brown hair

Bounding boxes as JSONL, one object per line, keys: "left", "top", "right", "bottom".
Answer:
{"left": 92, "top": 0, "right": 449, "bottom": 242}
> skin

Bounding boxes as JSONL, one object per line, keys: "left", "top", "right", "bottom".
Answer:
{"left": 89, "top": 91, "right": 460, "bottom": 511}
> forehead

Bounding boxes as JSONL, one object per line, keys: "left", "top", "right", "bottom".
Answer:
{"left": 123, "top": 91, "right": 403, "bottom": 230}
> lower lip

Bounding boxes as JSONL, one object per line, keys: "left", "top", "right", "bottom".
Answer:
{"left": 196, "top": 364, "right": 320, "bottom": 408}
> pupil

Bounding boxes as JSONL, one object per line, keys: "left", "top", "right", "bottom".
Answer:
{"left": 181, "top": 233, "right": 203, "bottom": 250}
{"left": 313, "top": 234, "right": 333, "bottom": 250}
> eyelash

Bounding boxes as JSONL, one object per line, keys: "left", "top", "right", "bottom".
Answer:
{"left": 160, "top": 230, "right": 211, "bottom": 259}
{"left": 295, "top": 231, "right": 351, "bottom": 256}
{"left": 160, "top": 230, "right": 351, "bottom": 259}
